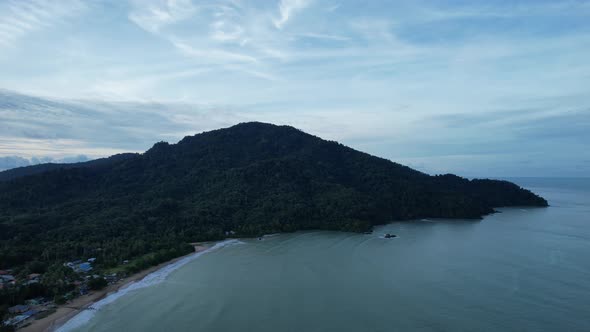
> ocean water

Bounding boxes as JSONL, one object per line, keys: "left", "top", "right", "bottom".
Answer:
{"left": 60, "top": 178, "right": 590, "bottom": 332}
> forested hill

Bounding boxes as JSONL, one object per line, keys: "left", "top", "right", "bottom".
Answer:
{"left": 0, "top": 122, "right": 547, "bottom": 269}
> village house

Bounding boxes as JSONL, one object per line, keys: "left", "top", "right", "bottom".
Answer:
{"left": 8, "top": 304, "right": 30, "bottom": 314}
{"left": 3, "top": 309, "right": 39, "bottom": 328}
{"left": 65, "top": 260, "right": 93, "bottom": 273}
{"left": 105, "top": 273, "right": 118, "bottom": 283}
{"left": 25, "top": 297, "right": 46, "bottom": 306}
{"left": 28, "top": 273, "right": 41, "bottom": 280}
{"left": 0, "top": 274, "right": 15, "bottom": 282}
{"left": 0, "top": 274, "right": 15, "bottom": 287}
{"left": 65, "top": 260, "right": 82, "bottom": 268}
{"left": 25, "top": 273, "right": 42, "bottom": 285}
{"left": 77, "top": 262, "right": 92, "bottom": 273}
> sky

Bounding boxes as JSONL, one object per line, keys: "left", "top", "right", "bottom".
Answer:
{"left": 0, "top": 0, "right": 589, "bottom": 177}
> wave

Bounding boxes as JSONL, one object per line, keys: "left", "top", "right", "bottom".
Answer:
{"left": 56, "top": 239, "right": 244, "bottom": 332}
{"left": 263, "top": 233, "right": 281, "bottom": 238}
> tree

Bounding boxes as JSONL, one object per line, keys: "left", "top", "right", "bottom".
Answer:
{"left": 88, "top": 277, "right": 108, "bottom": 291}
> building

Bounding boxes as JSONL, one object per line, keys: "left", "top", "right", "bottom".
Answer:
{"left": 3, "top": 310, "right": 39, "bottom": 328}
{"left": 0, "top": 275, "right": 15, "bottom": 283}
{"left": 25, "top": 298, "right": 45, "bottom": 306}
{"left": 65, "top": 260, "right": 83, "bottom": 268}
{"left": 8, "top": 305, "right": 30, "bottom": 314}
{"left": 65, "top": 260, "right": 93, "bottom": 273}
{"left": 105, "top": 273, "right": 118, "bottom": 283}
{"left": 22, "top": 310, "right": 39, "bottom": 318}
{"left": 28, "top": 273, "right": 41, "bottom": 280}
{"left": 3, "top": 315, "right": 28, "bottom": 327}
{"left": 76, "top": 262, "right": 93, "bottom": 273}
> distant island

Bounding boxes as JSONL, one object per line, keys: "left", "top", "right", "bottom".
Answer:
{"left": 0, "top": 122, "right": 547, "bottom": 330}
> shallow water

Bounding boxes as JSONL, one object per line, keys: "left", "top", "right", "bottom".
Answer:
{"left": 62, "top": 178, "right": 590, "bottom": 332}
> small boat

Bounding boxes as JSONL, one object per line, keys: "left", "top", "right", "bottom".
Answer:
{"left": 384, "top": 233, "right": 397, "bottom": 239}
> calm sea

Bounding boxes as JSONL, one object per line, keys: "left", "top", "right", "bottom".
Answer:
{"left": 60, "top": 178, "right": 590, "bottom": 332}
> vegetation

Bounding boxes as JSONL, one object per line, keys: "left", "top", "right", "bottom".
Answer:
{"left": 87, "top": 277, "right": 107, "bottom": 291}
{"left": 0, "top": 122, "right": 547, "bottom": 322}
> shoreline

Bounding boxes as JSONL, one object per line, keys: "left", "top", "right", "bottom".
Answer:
{"left": 20, "top": 244, "right": 212, "bottom": 332}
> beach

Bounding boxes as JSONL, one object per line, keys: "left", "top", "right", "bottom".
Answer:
{"left": 20, "top": 244, "right": 212, "bottom": 332}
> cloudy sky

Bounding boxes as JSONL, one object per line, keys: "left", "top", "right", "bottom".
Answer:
{"left": 0, "top": 0, "right": 589, "bottom": 176}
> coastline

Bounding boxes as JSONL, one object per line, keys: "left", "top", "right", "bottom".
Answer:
{"left": 20, "top": 244, "right": 212, "bottom": 332}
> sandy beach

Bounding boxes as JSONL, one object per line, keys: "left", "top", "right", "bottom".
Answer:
{"left": 20, "top": 244, "right": 212, "bottom": 332}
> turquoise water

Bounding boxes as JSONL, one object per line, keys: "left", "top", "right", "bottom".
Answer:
{"left": 61, "top": 178, "right": 590, "bottom": 332}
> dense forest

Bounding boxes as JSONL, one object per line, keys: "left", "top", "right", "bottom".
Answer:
{"left": 0, "top": 122, "right": 547, "bottom": 323}
{"left": 0, "top": 122, "right": 548, "bottom": 267}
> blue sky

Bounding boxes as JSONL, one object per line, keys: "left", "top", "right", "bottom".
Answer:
{"left": 0, "top": 0, "right": 589, "bottom": 177}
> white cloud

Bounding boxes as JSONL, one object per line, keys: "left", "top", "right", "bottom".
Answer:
{"left": 1, "top": 85, "right": 589, "bottom": 177}
{"left": 1, "top": 0, "right": 590, "bottom": 176}
{"left": 0, "top": 0, "right": 86, "bottom": 47}
{"left": 128, "top": 0, "right": 197, "bottom": 33}
{"left": 273, "top": 0, "right": 312, "bottom": 29}
{"left": 0, "top": 154, "right": 91, "bottom": 172}
{"left": 418, "top": 1, "right": 590, "bottom": 22}
{"left": 170, "top": 38, "right": 258, "bottom": 63}
{"left": 211, "top": 20, "right": 245, "bottom": 42}
{"left": 326, "top": 4, "right": 340, "bottom": 12}
{"left": 296, "top": 32, "right": 349, "bottom": 41}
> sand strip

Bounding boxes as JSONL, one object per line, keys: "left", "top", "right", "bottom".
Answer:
{"left": 20, "top": 244, "right": 212, "bottom": 332}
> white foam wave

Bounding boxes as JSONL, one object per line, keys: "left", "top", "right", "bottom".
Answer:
{"left": 56, "top": 239, "right": 243, "bottom": 332}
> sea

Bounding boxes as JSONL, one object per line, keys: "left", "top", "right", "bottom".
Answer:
{"left": 58, "top": 178, "right": 590, "bottom": 332}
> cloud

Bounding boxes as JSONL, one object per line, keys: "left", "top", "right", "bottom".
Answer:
{"left": 170, "top": 38, "right": 258, "bottom": 64}
{"left": 296, "top": 32, "right": 349, "bottom": 41}
{"left": 326, "top": 4, "right": 340, "bottom": 12}
{"left": 0, "top": 154, "right": 90, "bottom": 172}
{"left": 1, "top": 88, "right": 589, "bottom": 177}
{"left": 0, "top": 0, "right": 86, "bottom": 47}
{"left": 211, "top": 19, "right": 245, "bottom": 42}
{"left": 1, "top": 1, "right": 590, "bottom": 177}
{"left": 273, "top": 0, "right": 312, "bottom": 29}
{"left": 0, "top": 89, "right": 249, "bottom": 159}
{"left": 127, "top": 0, "right": 281, "bottom": 81}
{"left": 128, "top": 0, "right": 197, "bottom": 33}
{"left": 417, "top": 1, "right": 590, "bottom": 22}
{"left": 0, "top": 155, "right": 29, "bottom": 171}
